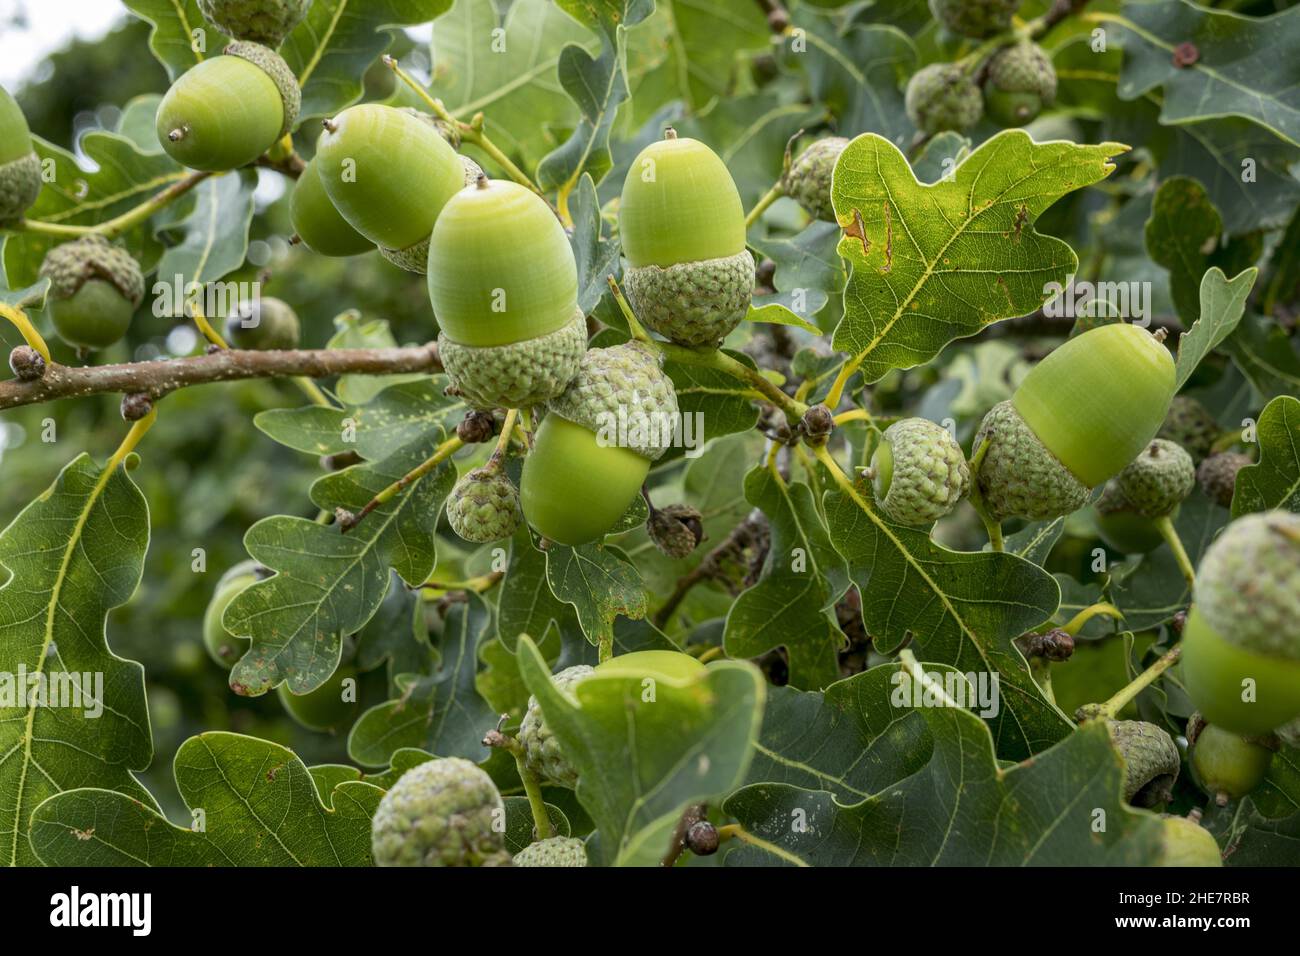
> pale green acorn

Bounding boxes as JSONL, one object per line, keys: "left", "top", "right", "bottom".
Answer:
{"left": 1114, "top": 438, "right": 1195, "bottom": 519}
{"left": 513, "top": 836, "right": 588, "bottom": 868}
{"left": 781, "top": 136, "right": 849, "bottom": 222}
{"left": 197, "top": 0, "right": 310, "bottom": 46}
{"left": 519, "top": 665, "right": 594, "bottom": 789}
{"left": 869, "top": 418, "right": 969, "bottom": 526}
{"left": 929, "top": 0, "right": 1021, "bottom": 38}
{"left": 983, "top": 42, "right": 1057, "bottom": 127}
{"left": 1106, "top": 719, "right": 1180, "bottom": 808}
{"left": 446, "top": 468, "right": 521, "bottom": 544}
{"left": 1156, "top": 814, "right": 1221, "bottom": 867}
{"left": 371, "top": 757, "right": 510, "bottom": 867}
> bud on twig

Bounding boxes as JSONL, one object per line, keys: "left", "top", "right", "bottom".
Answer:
{"left": 647, "top": 503, "right": 706, "bottom": 559}
{"left": 120, "top": 392, "right": 153, "bottom": 422}
{"left": 457, "top": 409, "right": 497, "bottom": 444}
{"left": 8, "top": 345, "right": 45, "bottom": 382}
{"left": 799, "top": 404, "right": 834, "bottom": 446}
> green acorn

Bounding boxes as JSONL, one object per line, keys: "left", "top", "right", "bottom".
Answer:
{"left": 197, "top": 0, "right": 310, "bottom": 46}
{"left": 1158, "top": 395, "right": 1221, "bottom": 463}
{"left": 619, "top": 130, "right": 755, "bottom": 347}
{"left": 905, "top": 63, "right": 984, "bottom": 135}
{"left": 1156, "top": 814, "right": 1221, "bottom": 867}
{"left": 446, "top": 468, "right": 521, "bottom": 544}
{"left": 928, "top": 0, "right": 1021, "bottom": 38}
{"left": 315, "top": 104, "right": 465, "bottom": 271}
{"left": 519, "top": 665, "right": 594, "bottom": 789}
{"left": 781, "top": 136, "right": 849, "bottom": 222}
{"left": 38, "top": 235, "right": 145, "bottom": 349}
{"left": 289, "top": 157, "right": 373, "bottom": 257}
{"left": 973, "top": 323, "right": 1176, "bottom": 522}
{"left": 1092, "top": 480, "right": 1172, "bottom": 554}
{"left": 512, "top": 836, "right": 588, "bottom": 867}
{"left": 983, "top": 42, "right": 1057, "bottom": 127}
{"left": 1106, "top": 719, "right": 1180, "bottom": 808}
{"left": 869, "top": 418, "right": 969, "bottom": 526}
{"left": 1114, "top": 439, "right": 1195, "bottom": 519}
{"left": 202, "top": 560, "right": 263, "bottom": 668}
{"left": 278, "top": 664, "right": 357, "bottom": 733}
{"left": 1181, "top": 511, "right": 1300, "bottom": 735}
{"left": 1197, "top": 451, "right": 1250, "bottom": 509}
{"left": 0, "top": 85, "right": 41, "bottom": 224}
{"left": 156, "top": 42, "right": 299, "bottom": 171}
{"left": 224, "top": 296, "right": 300, "bottom": 350}
{"left": 371, "top": 757, "right": 510, "bottom": 867}
{"left": 521, "top": 342, "right": 679, "bottom": 545}
{"left": 1188, "top": 718, "right": 1274, "bottom": 806}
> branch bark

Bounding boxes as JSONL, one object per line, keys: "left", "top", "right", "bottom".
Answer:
{"left": 0, "top": 343, "right": 442, "bottom": 410}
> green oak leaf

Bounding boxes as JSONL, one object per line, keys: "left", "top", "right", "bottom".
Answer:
{"left": 746, "top": 300, "right": 821, "bottom": 335}
{"left": 224, "top": 431, "right": 456, "bottom": 696}
{"left": 122, "top": 0, "right": 213, "bottom": 81}
{"left": 724, "top": 467, "right": 850, "bottom": 691}
{"left": 325, "top": 313, "right": 431, "bottom": 406}
{"left": 567, "top": 174, "right": 621, "bottom": 314}
{"left": 155, "top": 171, "right": 257, "bottom": 292}
{"left": 354, "top": 572, "right": 435, "bottom": 693}
{"left": 29, "top": 733, "right": 383, "bottom": 866}
{"left": 1005, "top": 518, "right": 1065, "bottom": 567}
{"left": 724, "top": 663, "right": 1169, "bottom": 865}
{"left": 516, "top": 635, "right": 765, "bottom": 866}
{"left": 347, "top": 592, "right": 497, "bottom": 768}
{"left": 748, "top": 221, "right": 843, "bottom": 328}
{"left": 498, "top": 529, "right": 574, "bottom": 652}
{"left": 1233, "top": 395, "right": 1300, "bottom": 516}
{"left": 1224, "top": 313, "right": 1300, "bottom": 401}
{"left": 662, "top": 350, "right": 763, "bottom": 463}
{"left": 1173, "top": 266, "right": 1258, "bottom": 389}
{"left": 830, "top": 131, "right": 1126, "bottom": 382}
{"left": 655, "top": 0, "right": 768, "bottom": 109}
{"left": 545, "top": 543, "right": 648, "bottom": 654}
{"left": 0, "top": 454, "right": 155, "bottom": 867}
{"left": 823, "top": 484, "right": 1068, "bottom": 758}
{"left": 1206, "top": 798, "right": 1300, "bottom": 865}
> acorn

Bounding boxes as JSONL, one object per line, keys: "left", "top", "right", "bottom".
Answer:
{"left": 289, "top": 157, "right": 373, "bottom": 257}
{"left": 445, "top": 467, "right": 522, "bottom": 544}
{"left": 1092, "top": 480, "right": 1172, "bottom": 555}
{"left": 197, "top": 0, "right": 311, "bottom": 46}
{"left": 1181, "top": 511, "right": 1300, "bottom": 735}
{"left": 983, "top": 41, "right": 1057, "bottom": 127}
{"left": 278, "top": 664, "right": 357, "bottom": 733}
{"left": 973, "top": 323, "right": 1176, "bottom": 523}
{"left": 1156, "top": 814, "right": 1221, "bottom": 867}
{"left": 869, "top": 418, "right": 970, "bottom": 526}
{"left": 224, "top": 296, "right": 300, "bottom": 350}
{"left": 904, "top": 63, "right": 984, "bottom": 135}
{"left": 1188, "top": 718, "right": 1274, "bottom": 806}
{"left": 1197, "top": 451, "right": 1251, "bottom": 509}
{"left": 38, "top": 235, "right": 145, "bottom": 349}
{"left": 202, "top": 560, "right": 262, "bottom": 668}
{"left": 1114, "top": 439, "right": 1195, "bottom": 519}
{"left": 928, "top": 0, "right": 1021, "bottom": 38}
{"left": 619, "top": 129, "right": 755, "bottom": 347}
{"left": 781, "top": 136, "right": 849, "bottom": 222}
{"left": 1106, "top": 719, "right": 1180, "bottom": 808}
{"left": 520, "top": 342, "right": 679, "bottom": 546}
{"left": 156, "top": 42, "right": 300, "bottom": 171}
{"left": 428, "top": 177, "right": 585, "bottom": 410}
{"left": 0, "top": 84, "right": 42, "bottom": 223}
{"left": 1158, "top": 395, "right": 1221, "bottom": 463}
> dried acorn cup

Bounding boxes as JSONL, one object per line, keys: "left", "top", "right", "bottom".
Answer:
{"left": 973, "top": 323, "right": 1176, "bottom": 523}
{"left": 619, "top": 129, "right": 755, "bottom": 347}
{"left": 315, "top": 104, "right": 465, "bottom": 273}
{"left": 428, "top": 177, "right": 585, "bottom": 409}
{"left": 156, "top": 42, "right": 300, "bottom": 171}
{"left": 289, "top": 157, "right": 374, "bottom": 257}
{"left": 520, "top": 342, "right": 679, "bottom": 546}
{"left": 197, "top": 0, "right": 311, "bottom": 47}
{"left": 0, "top": 84, "right": 42, "bottom": 223}
{"left": 38, "top": 235, "right": 145, "bottom": 349}
{"left": 224, "top": 296, "right": 300, "bottom": 350}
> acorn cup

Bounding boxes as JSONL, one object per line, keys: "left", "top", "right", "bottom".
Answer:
{"left": 983, "top": 42, "right": 1057, "bottom": 127}
{"left": 619, "top": 129, "right": 755, "bottom": 347}
{"left": 972, "top": 322, "right": 1177, "bottom": 523}
{"left": 868, "top": 417, "right": 970, "bottom": 526}
{"left": 289, "top": 157, "right": 374, "bottom": 257}
{"left": 1092, "top": 480, "right": 1172, "bottom": 555}
{"left": 905, "top": 63, "right": 984, "bottom": 135}
{"left": 38, "top": 235, "right": 145, "bottom": 349}
{"left": 0, "top": 84, "right": 42, "bottom": 223}
{"left": 197, "top": 0, "right": 311, "bottom": 47}
{"left": 445, "top": 467, "right": 522, "bottom": 544}
{"left": 520, "top": 342, "right": 679, "bottom": 546}
{"left": 1114, "top": 439, "right": 1195, "bottom": 519}
{"left": 315, "top": 104, "right": 466, "bottom": 273}
{"left": 427, "top": 177, "right": 586, "bottom": 410}
{"left": 781, "top": 136, "right": 849, "bottom": 223}
{"left": 156, "top": 42, "right": 300, "bottom": 171}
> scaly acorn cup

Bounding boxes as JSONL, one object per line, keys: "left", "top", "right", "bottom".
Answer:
{"left": 1188, "top": 719, "right": 1274, "bottom": 806}
{"left": 519, "top": 664, "right": 594, "bottom": 789}
{"left": 202, "top": 560, "right": 262, "bottom": 668}
{"left": 983, "top": 41, "right": 1057, "bottom": 127}
{"left": 197, "top": 0, "right": 311, "bottom": 46}
{"left": 371, "top": 757, "right": 510, "bottom": 867}
{"left": 224, "top": 296, "right": 300, "bottom": 350}
{"left": 1106, "top": 719, "right": 1180, "bottom": 808}
{"left": 1159, "top": 395, "right": 1221, "bottom": 463}
{"left": 1181, "top": 511, "right": 1300, "bottom": 735}
{"left": 446, "top": 468, "right": 521, "bottom": 544}
{"left": 315, "top": 104, "right": 465, "bottom": 267}
{"left": 156, "top": 42, "right": 299, "bottom": 171}
{"left": 1092, "top": 480, "right": 1173, "bottom": 554}
{"left": 974, "top": 323, "right": 1176, "bottom": 522}
{"left": 520, "top": 342, "right": 679, "bottom": 546}
{"left": 1197, "top": 451, "right": 1251, "bottom": 509}
{"left": 869, "top": 418, "right": 970, "bottom": 526}
{"left": 1115, "top": 439, "right": 1195, "bottom": 519}
{"left": 278, "top": 664, "right": 356, "bottom": 733}
{"left": 429, "top": 177, "right": 585, "bottom": 409}
{"left": 781, "top": 136, "right": 849, "bottom": 222}
{"left": 619, "top": 130, "right": 755, "bottom": 347}
{"left": 928, "top": 0, "right": 1021, "bottom": 38}
{"left": 38, "top": 235, "right": 145, "bottom": 349}
{"left": 512, "top": 836, "right": 588, "bottom": 867}
{"left": 0, "top": 84, "right": 42, "bottom": 223}
{"left": 1156, "top": 815, "right": 1222, "bottom": 867}
{"left": 905, "top": 63, "right": 984, "bottom": 135}
{"left": 289, "top": 157, "right": 373, "bottom": 257}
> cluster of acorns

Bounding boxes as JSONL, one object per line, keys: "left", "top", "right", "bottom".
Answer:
{"left": 904, "top": 0, "right": 1058, "bottom": 135}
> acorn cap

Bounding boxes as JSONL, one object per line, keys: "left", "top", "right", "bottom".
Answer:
{"left": 781, "top": 136, "right": 849, "bottom": 222}
{"left": 986, "top": 42, "right": 1057, "bottom": 100}
{"left": 618, "top": 131, "right": 746, "bottom": 269}
{"left": 197, "top": 0, "right": 310, "bottom": 46}
{"left": 225, "top": 41, "right": 300, "bottom": 138}
{"left": 623, "top": 249, "right": 755, "bottom": 347}
{"left": 0, "top": 152, "right": 41, "bottom": 224}
{"left": 446, "top": 467, "right": 522, "bottom": 544}
{"left": 871, "top": 417, "right": 970, "bottom": 526}
{"left": 39, "top": 235, "right": 145, "bottom": 306}
{"left": 905, "top": 63, "right": 983, "bottom": 135}
{"left": 1107, "top": 719, "right": 1180, "bottom": 807}
{"left": 1194, "top": 510, "right": 1300, "bottom": 660}
{"left": 1115, "top": 438, "right": 1195, "bottom": 518}
{"left": 370, "top": 757, "right": 508, "bottom": 867}
{"left": 1159, "top": 395, "right": 1221, "bottom": 463}
{"left": 1013, "top": 323, "right": 1175, "bottom": 489}
{"left": 520, "top": 664, "right": 593, "bottom": 789}
{"left": 438, "top": 309, "right": 586, "bottom": 410}
{"left": 1197, "top": 451, "right": 1250, "bottom": 509}
{"left": 973, "top": 400, "right": 1090, "bottom": 522}
{"left": 378, "top": 235, "right": 430, "bottom": 275}
{"left": 546, "top": 341, "right": 680, "bottom": 461}
{"left": 513, "top": 836, "right": 588, "bottom": 867}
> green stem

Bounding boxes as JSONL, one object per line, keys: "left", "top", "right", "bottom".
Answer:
{"left": 1210, "top": 428, "right": 1245, "bottom": 454}
{"left": 744, "top": 183, "right": 783, "bottom": 229}
{"left": 964, "top": 437, "right": 1003, "bottom": 552}
{"left": 606, "top": 275, "right": 654, "bottom": 344}
{"left": 294, "top": 377, "right": 333, "bottom": 407}
{"left": 1061, "top": 602, "right": 1123, "bottom": 636}
{"left": 511, "top": 747, "right": 554, "bottom": 841}
{"left": 1091, "top": 644, "right": 1182, "bottom": 720}
{"left": 1154, "top": 514, "right": 1195, "bottom": 588}
{"left": 15, "top": 170, "right": 213, "bottom": 240}
{"left": 714, "top": 824, "right": 808, "bottom": 867}
{"left": 0, "top": 304, "right": 52, "bottom": 364}
{"left": 340, "top": 435, "right": 463, "bottom": 533}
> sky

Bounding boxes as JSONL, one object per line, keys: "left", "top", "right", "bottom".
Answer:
{"left": 0, "top": 0, "right": 127, "bottom": 89}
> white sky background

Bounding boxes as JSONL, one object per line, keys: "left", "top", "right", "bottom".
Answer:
{"left": 0, "top": 0, "right": 127, "bottom": 89}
